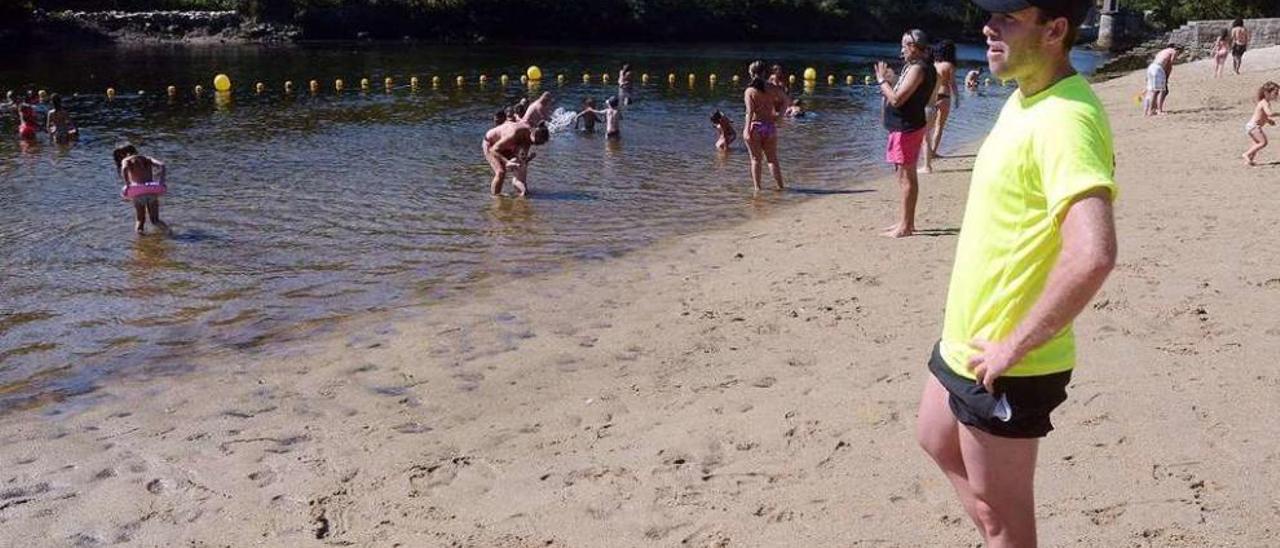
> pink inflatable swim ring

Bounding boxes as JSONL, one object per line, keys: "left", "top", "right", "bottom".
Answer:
{"left": 121, "top": 181, "right": 167, "bottom": 199}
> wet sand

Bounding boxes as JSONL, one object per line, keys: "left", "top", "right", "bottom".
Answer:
{"left": 3, "top": 49, "right": 1280, "bottom": 546}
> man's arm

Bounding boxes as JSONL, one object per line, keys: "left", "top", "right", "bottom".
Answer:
{"left": 968, "top": 189, "right": 1118, "bottom": 391}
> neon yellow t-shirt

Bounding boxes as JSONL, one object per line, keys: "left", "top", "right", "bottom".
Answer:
{"left": 941, "top": 74, "right": 1116, "bottom": 379}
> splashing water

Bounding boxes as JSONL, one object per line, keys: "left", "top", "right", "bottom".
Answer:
{"left": 547, "top": 108, "right": 578, "bottom": 133}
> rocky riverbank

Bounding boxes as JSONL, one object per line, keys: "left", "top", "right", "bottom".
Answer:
{"left": 21, "top": 9, "right": 299, "bottom": 46}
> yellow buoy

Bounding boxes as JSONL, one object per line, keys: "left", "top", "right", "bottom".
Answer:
{"left": 641, "top": 73, "right": 649, "bottom": 84}
{"left": 803, "top": 67, "right": 817, "bottom": 81}
{"left": 557, "top": 74, "right": 565, "bottom": 84}
{"left": 360, "top": 78, "right": 370, "bottom": 90}
{"left": 582, "top": 73, "right": 590, "bottom": 83}
{"left": 526, "top": 65, "right": 543, "bottom": 81}
{"left": 789, "top": 74, "right": 797, "bottom": 85}
{"left": 214, "top": 73, "right": 232, "bottom": 92}
{"left": 479, "top": 74, "right": 489, "bottom": 84}
{"left": 37, "top": 90, "right": 47, "bottom": 102}
{"left": 984, "top": 78, "right": 991, "bottom": 86}
{"left": 865, "top": 75, "right": 874, "bottom": 85}
{"left": 457, "top": 76, "right": 465, "bottom": 86}
{"left": 709, "top": 73, "right": 717, "bottom": 84}
{"left": 255, "top": 82, "right": 265, "bottom": 94}
{"left": 432, "top": 76, "right": 441, "bottom": 87}
{"left": 668, "top": 73, "right": 676, "bottom": 85}
{"left": 846, "top": 75, "right": 854, "bottom": 85}
{"left": 602, "top": 73, "right": 610, "bottom": 84}
{"left": 500, "top": 74, "right": 509, "bottom": 85}
{"left": 284, "top": 81, "right": 294, "bottom": 93}
{"left": 385, "top": 77, "right": 393, "bottom": 89}
{"left": 732, "top": 75, "right": 740, "bottom": 84}
{"left": 106, "top": 87, "right": 116, "bottom": 99}
{"left": 335, "top": 79, "right": 345, "bottom": 91}
{"left": 688, "top": 73, "right": 696, "bottom": 86}
{"left": 194, "top": 84, "right": 204, "bottom": 95}
{"left": 166, "top": 85, "right": 177, "bottom": 96}
{"left": 410, "top": 76, "right": 420, "bottom": 88}
{"left": 309, "top": 80, "right": 319, "bottom": 93}
{"left": 827, "top": 75, "right": 835, "bottom": 85}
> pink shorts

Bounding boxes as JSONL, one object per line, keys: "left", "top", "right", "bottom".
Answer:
{"left": 885, "top": 127, "right": 927, "bottom": 166}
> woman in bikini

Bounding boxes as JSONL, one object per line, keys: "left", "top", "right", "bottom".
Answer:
{"left": 923, "top": 40, "right": 957, "bottom": 173}
{"left": 1212, "top": 30, "right": 1230, "bottom": 79}
{"left": 743, "top": 60, "right": 785, "bottom": 193}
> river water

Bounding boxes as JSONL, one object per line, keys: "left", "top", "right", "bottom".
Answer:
{"left": 0, "top": 42, "right": 1105, "bottom": 412}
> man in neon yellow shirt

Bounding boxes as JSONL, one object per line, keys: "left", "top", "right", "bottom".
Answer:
{"left": 917, "top": 1, "right": 1118, "bottom": 547}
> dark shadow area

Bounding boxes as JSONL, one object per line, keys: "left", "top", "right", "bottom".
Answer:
{"left": 528, "top": 191, "right": 599, "bottom": 201}
{"left": 785, "top": 188, "right": 875, "bottom": 195}
{"left": 914, "top": 227, "right": 960, "bottom": 237}
{"left": 926, "top": 168, "right": 973, "bottom": 174}
{"left": 937, "top": 153, "right": 977, "bottom": 159}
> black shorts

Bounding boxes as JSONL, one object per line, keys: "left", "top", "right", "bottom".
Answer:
{"left": 1232, "top": 44, "right": 1247, "bottom": 58}
{"left": 928, "top": 342, "right": 1071, "bottom": 439}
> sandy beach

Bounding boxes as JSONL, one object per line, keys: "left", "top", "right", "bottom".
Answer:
{"left": 3, "top": 47, "right": 1280, "bottom": 546}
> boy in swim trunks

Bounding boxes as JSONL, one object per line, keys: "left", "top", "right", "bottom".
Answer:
{"left": 602, "top": 97, "right": 622, "bottom": 139}
{"left": 482, "top": 120, "right": 550, "bottom": 197}
{"left": 1231, "top": 19, "right": 1249, "bottom": 75}
{"left": 113, "top": 144, "right": 170, "bottom": 234}
{"left": 574, "top": 97, "right": 603, "bottom": 132}
{"left": 710, "top": 109, "right": 735, "bottom": 151}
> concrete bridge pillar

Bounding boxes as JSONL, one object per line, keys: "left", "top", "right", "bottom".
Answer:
{"left": 1097, "top": 0, "right": 1120, "bottom": 51}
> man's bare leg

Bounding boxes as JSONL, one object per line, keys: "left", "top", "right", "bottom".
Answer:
{"left": 959, "top": 424, "right": 1040, "bottom": 548}
{"left": 487, "top": 151, "right": 506, "bottom": 195}
{"left": 916, "top": 376, "right": 990, "bottom": 536}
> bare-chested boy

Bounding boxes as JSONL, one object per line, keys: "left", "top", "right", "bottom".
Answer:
{"left": 710, "top": 109, "right": 735, "bottom": 151}
{"left": 482, "top": 120, "right": 550, "bottom": 197}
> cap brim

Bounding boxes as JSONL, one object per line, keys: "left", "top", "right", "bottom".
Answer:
{"left": 971, "top": 0, "right": 1033, "bottom": 13}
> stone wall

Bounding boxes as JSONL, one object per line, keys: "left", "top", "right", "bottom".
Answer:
{"left": 1169, "top": 18, "right": 1280, "bottom": 53}
{"left": 42, "top": 10, "right": 298, "bottom": 42}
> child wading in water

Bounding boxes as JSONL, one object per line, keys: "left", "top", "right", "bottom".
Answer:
{"left": 47, "top": 94, "right": 78, "bottom": 144}
{"left": 114, "top": 144, "right": 170, "bottom": 234}
{"left": 1244, "top": 81, "right": 1279, "bottom": 166}
{"left": 602, "top": 96, "right": 622, "bottom": 139}
{"left": 574, "top": 98, "right": 603, "bottom": 132}
{"left": 710, "top": 109, "right": 735, "bottom": 151}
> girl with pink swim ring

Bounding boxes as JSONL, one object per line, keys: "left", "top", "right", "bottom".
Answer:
{"left": 114, "top": 144, "right": 171, "bottom": 234}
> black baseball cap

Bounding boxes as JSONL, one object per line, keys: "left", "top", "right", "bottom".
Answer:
{"left": 971, "top": 0, "right": 1091, "bottom": 27}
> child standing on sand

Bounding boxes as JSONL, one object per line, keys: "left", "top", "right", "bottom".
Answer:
{"left": 1244, "top": 82, "right": 1279, "bottom": 166}
{"left": 1212, "top": 30, "right": 1230, "bottom": 78}
{"left": 114, "top": 144, "right": 170, "bottom": 234}
{"left": 710, "top": 109, "right": 735, "bottom": 151}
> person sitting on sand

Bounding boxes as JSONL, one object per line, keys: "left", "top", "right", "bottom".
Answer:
{"left": 46, "top": 93, "right": 78, "bottom": 144}
{"left": 482, "top": 120, "right": 550, "bottom": 197}
{"left": 1144, "top": 44, "right": 1180, "bottom": 116}
{"left": 1231, "top": 19, "right": 1249, "bottom": 75}
{"left": 602, "top": 96, "right": 622, "bottom": 139}
{"left": 574, "top": 97, "right": 603, "bottom": 132}
{"left": 1244, "top": 81, "right": 1278, "bottom": 166}
{"left": 784, "top": 98, "right": 806, "bottom": 118}
{"left": 710, "top": 109, "right": 735, "bottom": 151}
{"left": 521, "top": 92, "right": 554, "bottom": 127}
{"left": 114, "top": 144, "right": 170, "bottom": 234}
{"left": 1212, "top": 30, "right": 1230, "bottom": 79}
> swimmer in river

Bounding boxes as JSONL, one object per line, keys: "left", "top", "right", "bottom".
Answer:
{"left": 602, "top": 96, "right": 622, "bottom": 139}
{"left": 574, "top": 97, "right": 603, "bottom": 132}
{"left": 744, "top": 60, "right": 786, "bottom": 192}
{"left": 10, "top": 90, "right": 38, "bottom": 141}
{"left": 521, "top": 92, "right": 554, "bottom": 126}
{"left": 114, "top": 144, "right": 170, "bottom": 234}
{"left": 483, "top": 120, "right": 550, "bottom": 197}
{"left": 768, "top": 64, "right": 790, "bottom": 96}
{"left": 965, "top": 69, "right": 981, "bottom": 91}
{"left": 618, "top": 64, "right": 633, "bottom": 105}
{"left": 784, "top": 98, "right": 806, "bottom": 118}
{"left": 46, "top": 93, "right": 78, "bottom": 144}
{"left": 710, "top": 109, "right": 735, "bottom": 151}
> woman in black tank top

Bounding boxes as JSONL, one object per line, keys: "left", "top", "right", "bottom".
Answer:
{"left": 873, "top": 28, "right": 937, "bottom": 238}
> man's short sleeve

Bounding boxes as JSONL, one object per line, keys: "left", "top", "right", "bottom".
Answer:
{"left": 1034, "top": 104, "right": 1117, "bottom": 223}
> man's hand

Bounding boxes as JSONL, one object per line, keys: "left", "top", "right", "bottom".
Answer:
{"left": 966, "top": 339, "right": 1023, "bottom": 393}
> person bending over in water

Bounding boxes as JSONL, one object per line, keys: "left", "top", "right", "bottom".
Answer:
{"left": 784, "top": 98, "right": 806, "bottom": 118}
{"left": 710, "top": 110, "right": 736, "bottom": 151}
{"left": 521, "top": 92, "right": 554, "bottom": 127}
{"left": 47, "top": 94, "right": 78, "bottom": 144}
{"left": 744, "top": 60, "right": 785, "bottom": 192}
{"left": 574, "top": 97, "right": 603, "bottom": 132}
{"left": 602, "top": 96, "right": 622, "bottom": 139}
{"left": 483, "top": 120, "right": 550, "bottom": 197}
{"left": 114, "top": 144, "right": 169, "bottom": 234}
{"left": 1244, "top": 81, "right": 1278, "bottom": 166}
